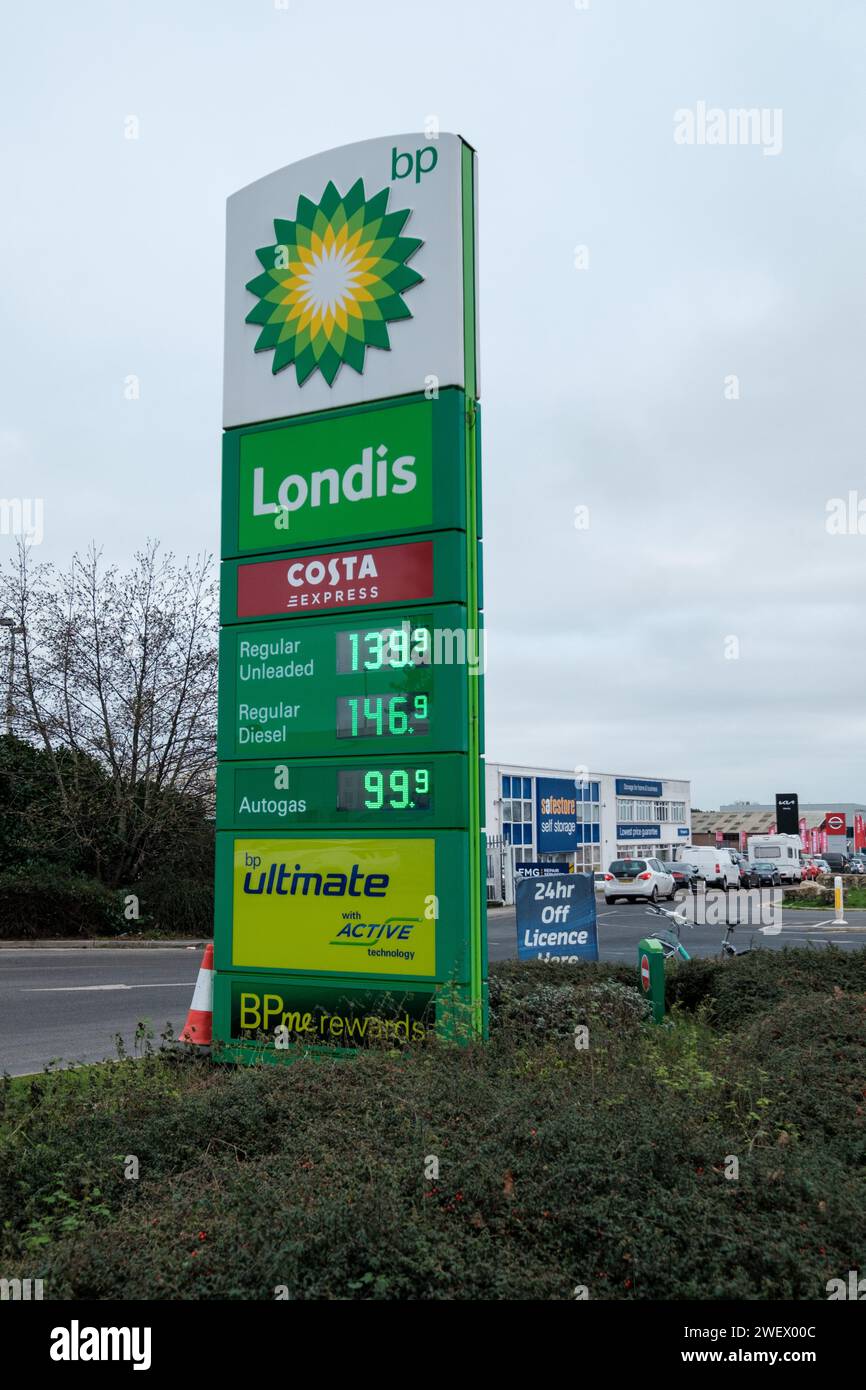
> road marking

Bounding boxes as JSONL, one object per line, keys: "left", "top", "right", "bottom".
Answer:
{"left": 23, "top": 983, "right": 194, "bottom": 993}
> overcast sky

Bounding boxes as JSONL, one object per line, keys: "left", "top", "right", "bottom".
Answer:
{"left": 2, "top": 0, "right": 864, "bottom": 808}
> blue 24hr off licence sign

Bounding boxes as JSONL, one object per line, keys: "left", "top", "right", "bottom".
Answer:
{"left": 515, "top": 874, "right": 599, "bottom": 963}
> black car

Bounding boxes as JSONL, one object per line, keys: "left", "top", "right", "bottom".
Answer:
{"left": 737, "top": 862, "right": 759, "bottom": 888}
{"left": 823, "top": 853, "right": 850, "bottom": 873}
{"left": 662, "top": 861, "right": 696, "bottom": 892}
{"left": 750, "top": 860, "right": 782, "bottom": 887}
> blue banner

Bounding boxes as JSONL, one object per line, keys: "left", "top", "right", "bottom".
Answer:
{"left": 516, "top": 874, "right": 598, "bottom": 962}
{"left": 616, "top": 777, "right": 663, "bottom": 798}
{"left": 617, "top": 824, "right": 661, "bottom": 840}
{"left": 536, "top": 777, "right": 578, "bottom": 852}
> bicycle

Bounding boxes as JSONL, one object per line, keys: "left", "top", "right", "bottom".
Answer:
{"left": 719, "top": 923, "right": 757, "bottom": 959}
{"left": 645, "top": 902, "right": 692, "bottom": 961}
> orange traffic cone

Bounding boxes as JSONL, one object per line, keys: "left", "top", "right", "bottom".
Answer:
{"left": 179, "top": 943, "right": 214, "bottom": 1046}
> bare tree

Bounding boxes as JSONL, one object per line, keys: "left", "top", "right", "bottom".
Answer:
{"left": 1, "top": 540, "right": 217, "bottom": 886}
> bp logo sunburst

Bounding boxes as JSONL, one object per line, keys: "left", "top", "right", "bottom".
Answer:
{"left": 244, "top": 179, "right": 424, "bottom": 386}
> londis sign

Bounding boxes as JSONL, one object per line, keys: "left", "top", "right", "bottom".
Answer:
{"left": 220, "top": 390, "right": 469, "bottom": 559}
{"left": 223, "top": 134, "right": 479, "bottom": 427}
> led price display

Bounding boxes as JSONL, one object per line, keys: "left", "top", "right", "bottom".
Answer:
{"left": 218, "top": 605, "right": 469, "bottom": 760}
{"left": 336, "top": 694, "right": 430, "bottom": 740}
{"left": 215, "top": 755, "right": 469, "bottom": 830}
{"left": 337, "top": 766, "right": 432, "bottom": 813}
{"left": 336, "top": 623, "right": 432, "bottom": 673}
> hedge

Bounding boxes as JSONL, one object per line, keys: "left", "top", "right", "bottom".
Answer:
{"left": 1, "top": 949, "right": 864, "bottom": 1300}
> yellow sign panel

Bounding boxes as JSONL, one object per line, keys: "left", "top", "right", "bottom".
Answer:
{"left": 232, "top": 837, "right": 436, "bottom": 976}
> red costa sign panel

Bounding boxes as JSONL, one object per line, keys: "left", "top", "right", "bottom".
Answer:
{"left": 236, "top": 540, "right": 434, "bottom": 619}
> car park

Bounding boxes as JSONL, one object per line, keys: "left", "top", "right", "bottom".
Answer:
{"left": 603, "top": 858, "right": 675, "bottom": 904}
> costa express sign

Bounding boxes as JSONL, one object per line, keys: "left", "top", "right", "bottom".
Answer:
{"left": 221, "top": 533, "right": 467, "bottom": 623}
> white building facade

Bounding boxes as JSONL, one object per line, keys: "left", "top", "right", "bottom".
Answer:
{"left": 485, "top": 762, "right": 691, "bottom": 898}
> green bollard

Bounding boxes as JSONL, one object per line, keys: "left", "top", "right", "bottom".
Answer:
{"left": 638, "top": 937, "right": 666, "bottom": 1023}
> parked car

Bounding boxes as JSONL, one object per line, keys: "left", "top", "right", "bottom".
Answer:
{"left": 677, "top": 846, "right": 739, "bottom": 889}
{"left": 848, "top": 859, "right": 865, "bottom": 875}
{"left": 813, "top": 859, "right": 831, "bottom": 875}
{"left": 799, "top": 859, "right": 821, "bottom": 881}
{"left": 750, "top": 860, "right": 782, "bottom": 887}
{"left": 662, "top": 860, "right": 697, "bottom": 892}
{"left": 603, "top": 858, "right": 675, "bottom": 905}
{"left": 593, "top": 872, "right": 608, "bottom": 893}
{"left": 823, "top": 852, "right": 850, "bottom": 873}
{"left": 737, "top": 861, "right": 760, "bottom": 888}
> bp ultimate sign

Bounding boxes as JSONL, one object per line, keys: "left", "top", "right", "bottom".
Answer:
{"left": 215, "top": 135, "right": 484, "bottom": 1058}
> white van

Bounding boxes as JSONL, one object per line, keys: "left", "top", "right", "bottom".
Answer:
{"left": 747, "top": 834, "right": 802, "bottom": 884}
{"left": 676, "top": 845, "right": 739, "bottom": 889}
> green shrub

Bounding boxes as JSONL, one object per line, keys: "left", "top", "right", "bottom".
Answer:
{"left": 1, "top": 952, "right": 864, "bottom": 1300}
{"left": 133, "top": 873, "right": 213, "bottom": 937}
{"left": 0, "top": 865, "right": 121, "bottom": 939}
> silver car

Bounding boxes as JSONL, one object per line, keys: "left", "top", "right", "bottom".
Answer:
{"left": 603, "top": 857, "right": 676, "bottom": 905}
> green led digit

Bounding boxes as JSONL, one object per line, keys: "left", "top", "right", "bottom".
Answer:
{"left": 411, "top": 628, "right": 431, "bottom": 664}
{"left": 363, "top": 696, "right": 384, "bottom": 735}
{"left": 415, "top": 768, "right": 430, "bottom": 794}
{"left": 364, "top": 769, "right": 384, "bottom": 809}
{"left": 389, "top": 769, "right": 410, "bottom": 808}
{"left": 364, "top": 629, "right": 385, "bottom": 670}
{"left": 389, "top": 698, "right": 408, "bottom": 735}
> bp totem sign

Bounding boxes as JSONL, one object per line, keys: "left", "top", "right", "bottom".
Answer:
{"left": 215, "top": 133, "right": 484, "bottom": 1058}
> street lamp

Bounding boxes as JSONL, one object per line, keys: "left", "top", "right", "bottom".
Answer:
{"left": 0, "top": 618, "right": 23, "bottom": 736}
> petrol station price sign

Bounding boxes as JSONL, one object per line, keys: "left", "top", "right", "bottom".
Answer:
{"left": 215, "top": 133, "right": 484, "bottom": 1056}
{"left": 216, "top": 753, "right": 471, "bottom": 830}
{"left": 217, "top": 604, "right": 471, "bottom": 759}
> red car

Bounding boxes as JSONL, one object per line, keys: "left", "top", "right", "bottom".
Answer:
{"left": 800, "top": 859, "right": 821, "bottom": 881}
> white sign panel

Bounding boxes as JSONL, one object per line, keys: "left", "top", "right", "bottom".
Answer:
{"left": 223, "top": 133, "right": 476, "bottom": 428}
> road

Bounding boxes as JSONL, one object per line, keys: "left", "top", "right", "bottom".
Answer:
{"left": 0, "top": 948, "right": 202, "bottom": 1076}
{"left": 1, "top": 893, "right": 864, "bottom": 1075}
